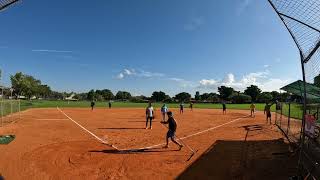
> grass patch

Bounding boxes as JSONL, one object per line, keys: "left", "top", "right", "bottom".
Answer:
{"left": 0, "top": 100, "right": 303, "bottom": 121}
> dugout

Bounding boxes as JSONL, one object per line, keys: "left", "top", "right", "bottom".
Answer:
{"left": 279, "top": 80, "right": 320, "bottom": 177}
{"left": 276, "top": 80, "right": 320, "bottom": 142}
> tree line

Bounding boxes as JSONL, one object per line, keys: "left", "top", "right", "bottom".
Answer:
{"left": 0, "top": 71, "right": 312, "bottom": 103}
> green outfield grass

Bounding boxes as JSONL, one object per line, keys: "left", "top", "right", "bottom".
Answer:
{"left": 16, "top": 100, "right": 303, "bottom": 120}
{"left": 19, "top": 100, "right": 273, "bottom": 110}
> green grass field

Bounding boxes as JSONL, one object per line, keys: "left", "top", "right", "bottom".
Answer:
{"left": 19, "top": 100, "right": 272, "bottom": 110}
{"left": 0, "top": 100, "right": 305, "bottom": 120}
{"left": 15, "top": 100, "right": 304, "bottom": 120}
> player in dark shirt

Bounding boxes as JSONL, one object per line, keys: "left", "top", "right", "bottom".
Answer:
{"left": 190, "top": 102, "right": 193, "bottom": 111}
{"left": 108, "top": 101, "right": 112, "bottom": 109}
{"left": 91, "top": 101, "right": 95, "bottom": 111}
{"left": 222, "top": 102, "right": 226, "bottom": 114}
{"left": 179, "top": 103, "right": 184, "bottom": 114}
{"left": 161, "top": 111, "right": 183, "bottom": 150}
{"left": 264, "top": 102, "right": 274, "bottom": 124}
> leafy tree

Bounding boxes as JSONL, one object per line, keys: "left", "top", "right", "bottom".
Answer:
{"left": 244, "top": 85, "right": 261, "bottom": 102}
{"left": 115, "top": 91, "right": 131, "bottom": 100}
{"left": 163, "top": 95, "right": 173, "bottom": 103}
{"left": 207, "top": 93, "right": 219, "bottom": 102}
{"left": 230, "top": 93, "right": 252, "bottom": 104}
{"left": 38, "top": 85, "right": 51, "bottom": 99}
{"left": 95, "top": 94, "right": 104, "bottom": 101}
{"left": 195, "top": 91, "right": 200, "bottom": 101}
{"left": 279, "top": 92, "right": 291, "bottom": 102}
{"left": 130, "top": 96, "right": 146, "bottom": 103}
{"left": 101, "top": 89, "right": 114, "bottom": 100}
{"left": 96, "top": 89, "right": 114, "bottom": 100}
{"left": 123, "top": 91, "right": 131, "bottom": 99}
{"left": 271, "top": 91, "right": 280, "bottom": 101}
{"left": 151, "top": 91, "right": 167, "bottom": 102}
{"left": 315, "top": 74, "right": 320, "bottom": 87}
{"left": 87, "top": 89, "right": 96, "bottom": 100}
{"left": 49, "top": 91, "right": 64, "bottom": 100}
{"left": 10, "top": 72, "right": 24, "bottom": 96}
{"left": 218, "top": 86, "right": 234, "bottom": 100}
{"left": 257, "top": 92, "right": 273, "bottom": 103}
{"left": 200, "top": 93, "right": 210, "bottom": 101}
{"left": 174, "top": 92, "right": 191, "bottom": 102}
{"left": 10, "top": 72, "right": 42, "bottom": 99}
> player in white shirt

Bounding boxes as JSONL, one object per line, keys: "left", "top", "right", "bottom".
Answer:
{"left": 145, "top": 103, "right": 154, "bottom": 129}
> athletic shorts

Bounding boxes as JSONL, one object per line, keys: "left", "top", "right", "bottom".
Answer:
{"left": 267, "top": 112, "right": 271, "bottom": 117}
{"left": 167, "top": 130, "right": 176, "bottom": 138}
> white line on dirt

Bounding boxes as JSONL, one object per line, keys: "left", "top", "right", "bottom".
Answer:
{"left": 57, "top": 106, "right": 249, "bottom": 152}
{"left": 137, "top": 115, "right": 251, "bottom": 150}
{"left": 57, "top": 107, "right": 120, "bottom": 150}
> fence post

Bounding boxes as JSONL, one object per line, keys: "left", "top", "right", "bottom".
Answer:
{"left": 280, "top": 103, "right": 283, "bottom": 128}
{"left": 0, "top": 98, "right": 2, "bottom": 127}
{"left": 317, "top": 106, "right": 319, "bottom": 122}
{"left": 18, "top": 99, "right": 21, "bottom": 120}
{"left": 287, "top": 102, "right": 291, "bottom": 135}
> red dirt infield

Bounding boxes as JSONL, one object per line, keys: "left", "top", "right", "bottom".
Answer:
{"left": 0, "top": 108, "right": 297, "bottom": 179}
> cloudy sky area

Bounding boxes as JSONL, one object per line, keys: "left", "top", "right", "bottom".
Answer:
{"left": 0, "top": 0, "right": 301, "bottom": 96}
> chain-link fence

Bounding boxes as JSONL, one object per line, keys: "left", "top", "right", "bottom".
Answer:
{"left": 268, "top": 0, "right": 320, "bottom": 178}
{"left": 0, "top": 99, "right": 21, "bottom": 127}
{"left": 275, "top": 102, "right": 303, "bottom": 143}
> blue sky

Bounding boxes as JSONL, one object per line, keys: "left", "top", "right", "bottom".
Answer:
{"left": 0, "top": 0, "right": 302, "bottom": 96}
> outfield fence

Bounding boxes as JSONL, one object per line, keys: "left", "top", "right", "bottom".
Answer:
{"left": 0, "top": 99, "right": 21, "bottom": 127}
{"left": 275, "top": 102, "right": 304, "bottom": 144}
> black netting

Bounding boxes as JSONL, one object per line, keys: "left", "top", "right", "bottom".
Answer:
{"left": 305, "top": 48, "right": 320, "bottom": 84}
{"left": 269, "top": 0, "right": 320, "bottom": 62}
{"left": 269, "top": 0, "right": 320, "bottom": 177}
{"left": 0, "top": 0, "right": 19, "bottom": 11}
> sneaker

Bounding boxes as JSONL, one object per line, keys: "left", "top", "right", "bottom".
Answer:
{"left": 179, "top": 144, "right": 184, "bottom": 151}
{"left": 145, "top": 127, "right": 148, "bottom": 129}
{"left": 163, "top": 145, "right": 169, "bottom": 148}
{"left": 150, "top": 126, "right": 152, "bottom": 129}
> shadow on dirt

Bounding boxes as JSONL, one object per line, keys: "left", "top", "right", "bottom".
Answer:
{"left": 127, "top": 120, "right": 159, "bottom": 123}
{"left": 177, "top": 125, "right": 298, "bottom": 180}
{"left": 97, "top": 127, "right": 146, "bottom": 130}
{"left": 89, "top": 147, "right": 180, "bottom": 154}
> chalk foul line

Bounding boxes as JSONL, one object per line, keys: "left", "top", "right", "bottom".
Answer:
{"left": 57, "top": 106, "right": 249, "bottom": 152}
{"left": 57, "top": 107, "right": 121, "bottom": 150}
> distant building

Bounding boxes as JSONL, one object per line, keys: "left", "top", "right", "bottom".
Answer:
{"left": 65, "top": 93, "right": 78, "bottom": 101}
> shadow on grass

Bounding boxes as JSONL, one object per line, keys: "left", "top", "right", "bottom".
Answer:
{"left": 177, "top": 138, "right": 298, "bottom": 179}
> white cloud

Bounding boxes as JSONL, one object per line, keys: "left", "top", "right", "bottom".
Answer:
{"left": 169, "top": 77, "right": 194, "bottom": 88}
{"left": 260, "top": 78, "right": 291, "bottom": 92}
{"left": 198, "top": 70, "right": 290, "bottom": 92}
{"left": 124, "top": 69, "right": 135, "bottom": 75}
{"left": 138, "top": 70, "right": 164, "bottom": 78}
{"left": 116, "top": 68, "right": 164, "bottom": 80}
{"left": 199, "top": 79, "right": 218, "bottom": 87}
{"left": 117, "top": 73, "right": 124, "bottom": 79}
{"left": 223, "top": 73, "right": 235, "bottom": 85}
{"left": 184, "top": 16, "right": 205, "bottom": 31}
{"left": 32, "top": 49, "right": 73, "bottom": 53}
{"left": 264, "top": 64, "right": 270, "bottom": 68}
{"left": 169, "top": 78, "right": 184, "bottom": 82}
